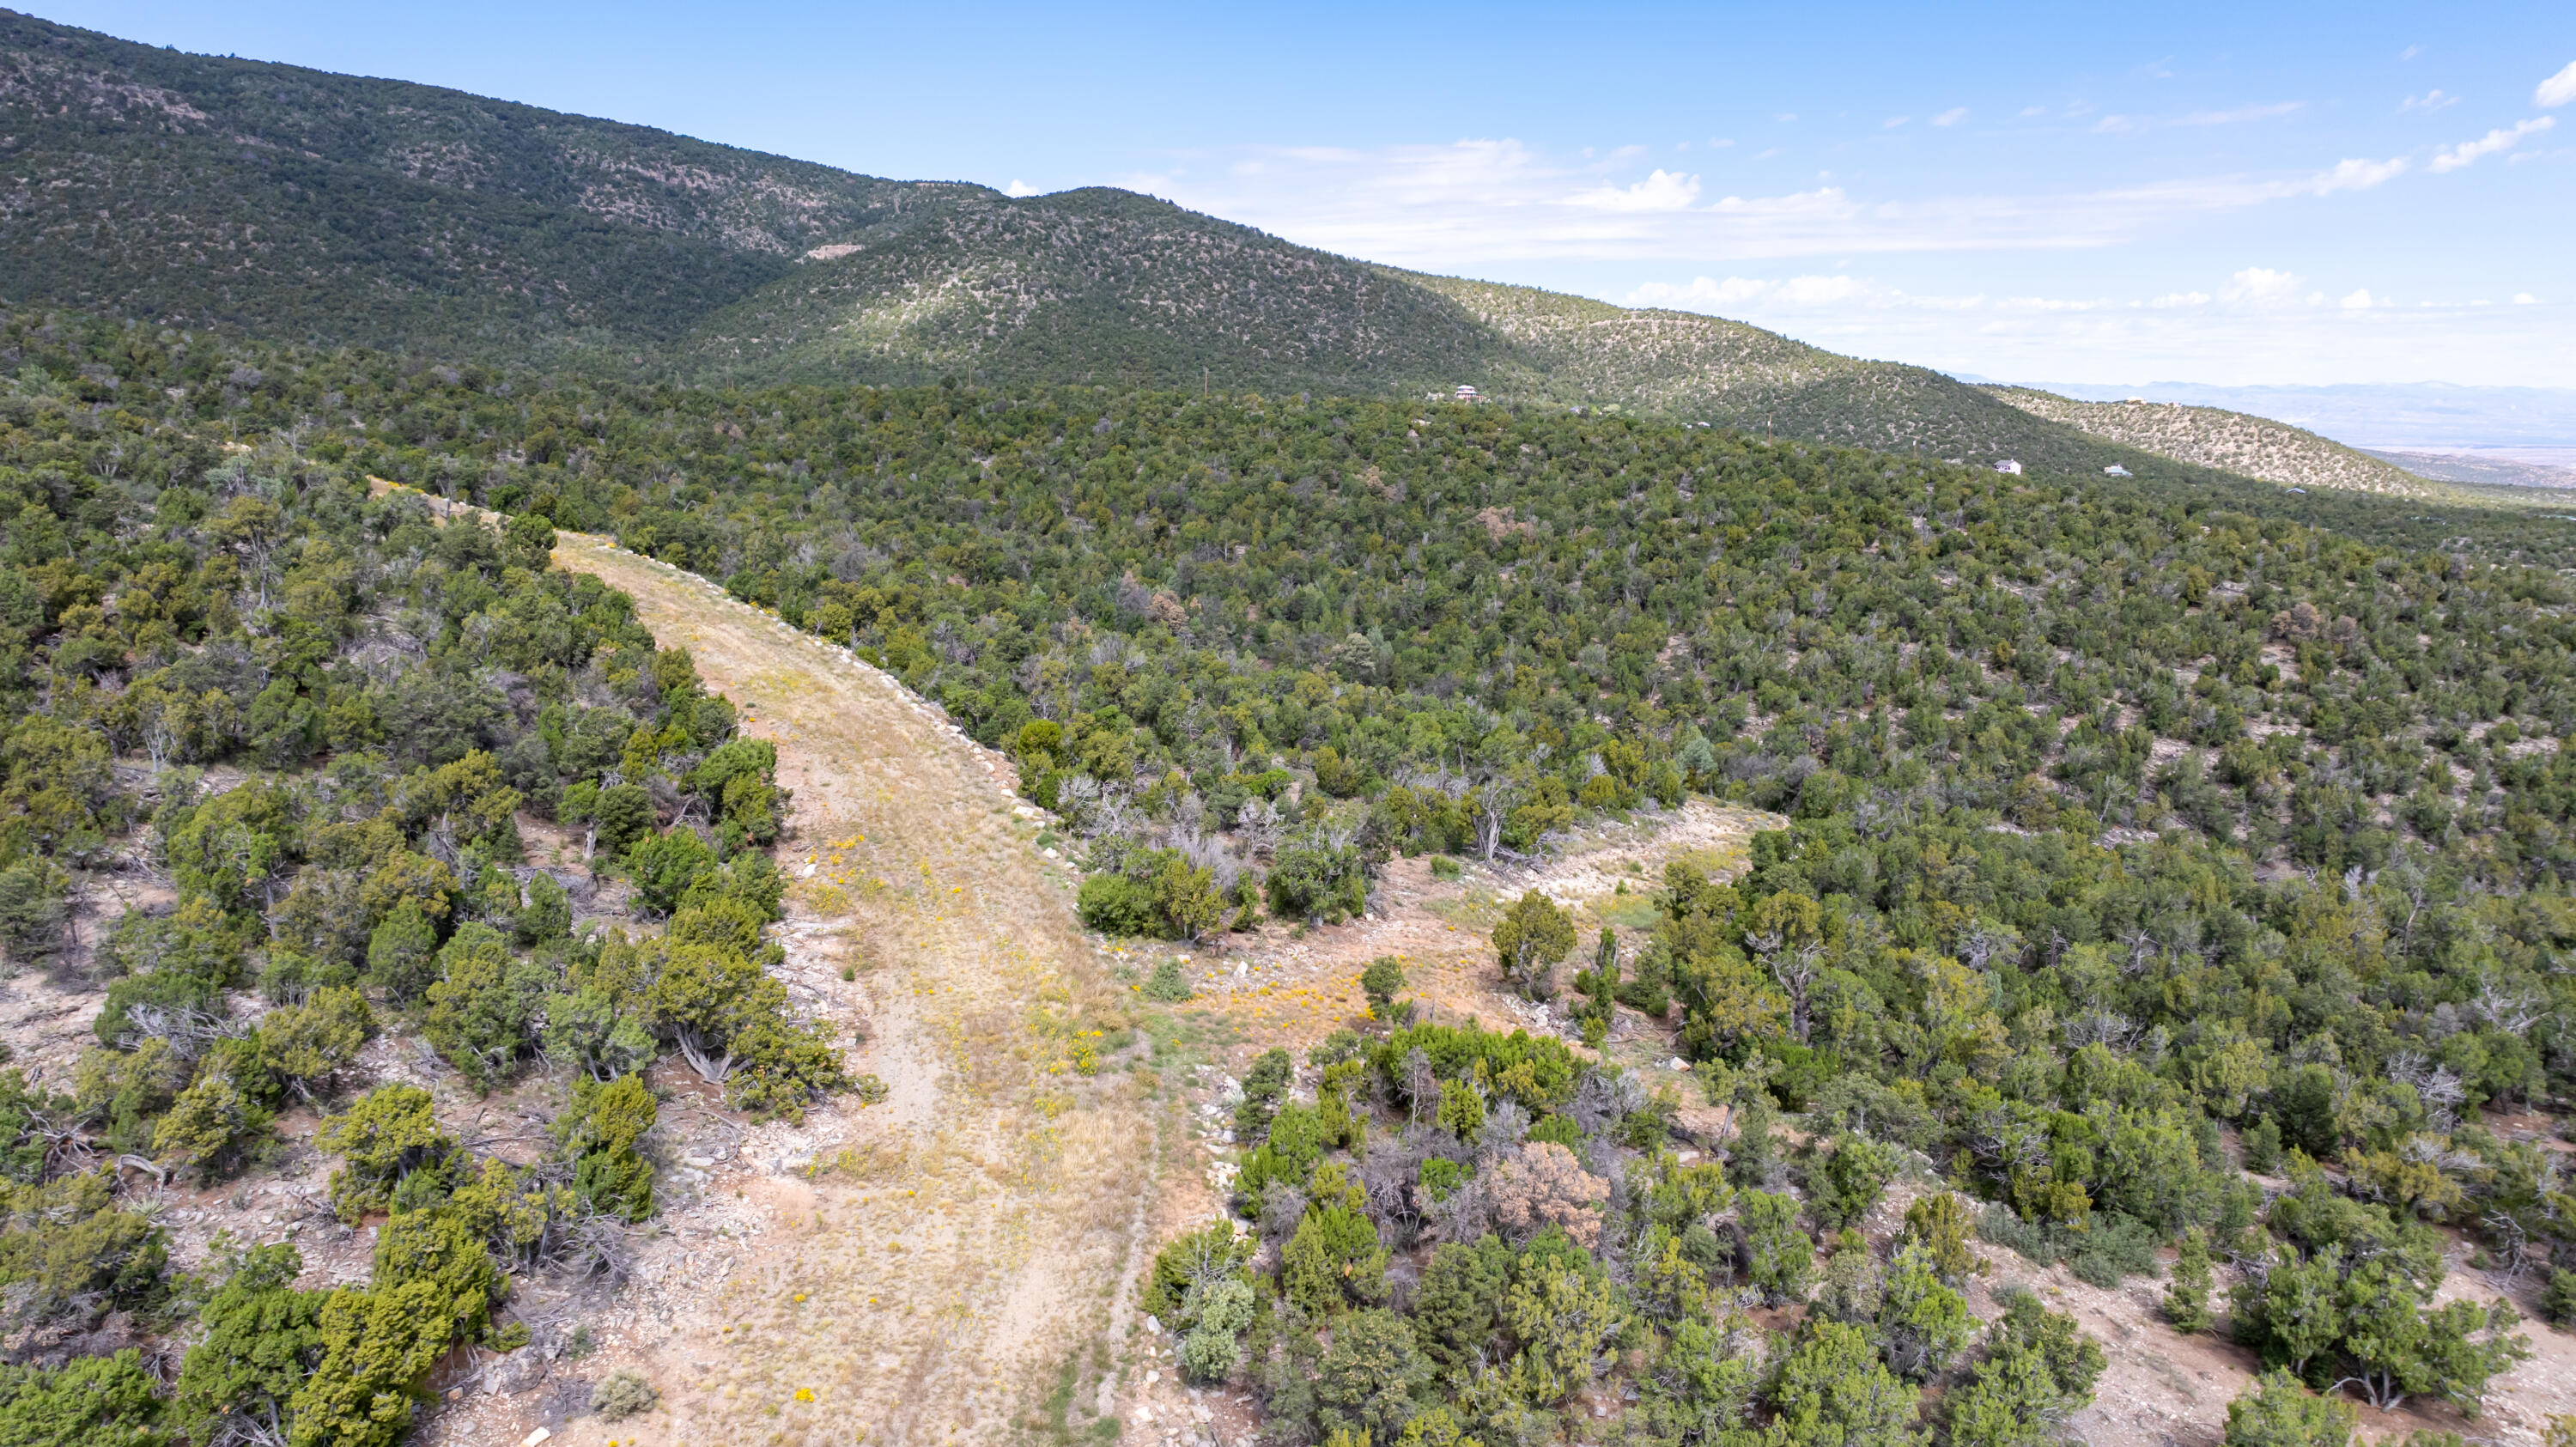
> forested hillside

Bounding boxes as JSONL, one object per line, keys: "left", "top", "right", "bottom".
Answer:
{"left": 0, "top": 312, "right": 853, "bottom": 1443}
{"left": 5, "top": 307, "right": 2573, "bottom": 1439}
{"left": 1, "top": 8, "right": 2266, "bottom": 484}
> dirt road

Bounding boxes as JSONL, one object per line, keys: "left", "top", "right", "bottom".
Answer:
{"left": 541, "top": 532, "right": 1163, "bottom": 1447}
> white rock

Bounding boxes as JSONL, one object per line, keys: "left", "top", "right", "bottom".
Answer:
{"left": 1669, "top": 1056, "right": 1690, "bottom": 1071}
{"left": 1145, "top": 1314, "right": 1163, "bottom": 1335}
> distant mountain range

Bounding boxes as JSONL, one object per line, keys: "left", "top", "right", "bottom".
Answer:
{"left": 0, "top": 6, "right": 2544, "bottom": 503}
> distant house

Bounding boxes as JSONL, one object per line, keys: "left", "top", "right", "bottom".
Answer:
{"left": 2123, "top": 397, "right": 2147, "bottom": 404}
{"left": 2103, "top": 465, "right": 2131, "bottom": 477}
{"left": 1455, "top": 385, "right": 1480, "bottom": 403}
{"left": 1995, "top": 459, "right": 2023, "bottom": 475}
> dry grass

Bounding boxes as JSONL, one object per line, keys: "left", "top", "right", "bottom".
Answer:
{"left": 501, "top": 533, "right": 1167, "bottom": 1447}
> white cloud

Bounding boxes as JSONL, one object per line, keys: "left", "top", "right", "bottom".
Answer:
{"left": 2020, "top": 105, "right": 2046, "bottom": 117}
{"left": 2097, "top": 101, "right": 2300, "bottom": 135}
{"left": 2430, "top": 116, "right": 2556, "bottom": 172}
{"left": 1884, "top": 116, "right": 1911, "bottom": 128}
{"left": 1617, "top": 266, "right": 2573, "bottom": 386}
{"left": 2182, "top": 101, "right": 2304, "bottom": 125}
{"left": 1775, "top": 112, "right": 1797, "bottom": 123}
{"left": 2222, "top": 268, "right": 2307, "bottom": 305}
{"left": 1708, "top": 137, "right": 1735, "bottom": 148}
{"left": 2305, "top": 155, "right": 2409, "bottom": 193}
{"left": 1004, "top": 179, "right": 1039, "bottom": 197}
{"left": 2401, "top": 44, "right": 2421, "bottom": 60}
{"left": 2517, "top": 293, "right": 2541, "bottom": 304}
{"left": 2540, "top": 60, "right": 2576, "bottom": 108}
{"left": 2399, "top": 89, "right": 2458, "bottom": 113}
{"left": 1564, "top": 168, "right": 1702, "bottom": 211}
{"left": 1932, "top": 107, "right": 1968, "bottom": 126}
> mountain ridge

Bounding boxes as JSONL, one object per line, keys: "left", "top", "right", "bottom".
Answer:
{"left": 0, "top": 7, "right": 2405, "bottom": 495}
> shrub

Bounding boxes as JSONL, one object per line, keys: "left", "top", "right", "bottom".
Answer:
{"left": 1488, "top": 1142, "right": 1609, "bottom": 1249}
{"left": 1900, "top": 1191, "right": 1978, "bottom": 1283}
{"left": 0, "top": 1173, "right": 169, "bottom": 1322}
{"left": 515, "top": 872, "right": 572, "bottom": 944}
{"left": 421, "top": 923, "right": 553, "bottom": 1089}
{"left": 1359, "top": 958, "right": 1405, "bottom": 1016}
{"left": 1492, "top": 891, "right": 1575, "bottom": 999}
{"left": 2225, "top": 1371, "right": 2353, "bottom": 1447}
{"left": 172, "top": 1243, "right": 328, "bottom": 1447}
{"left": 1235, "top": 1049, "right": 1292, "bottom": 1141}
{"left": 556, "top": 1073, "right": 656, "bottom": 1221}
{"left": 1807, "top": 1134, "right": 1900, "bottom": 1231}
{"left": 288, "top": 1280, "right": 465, "bottom": 1447}
{"left": 1077, "top": 872, "right": 1158, "bottom": 935}
{"left": 1736, "top": 1189, "right": 1813, "bottom": 1304}
{"left": 1266, "top": 839, "right": 1368, "bottom": 925}
{"left": 151, "top": 1069, "right": 275, "bottom": 1184}
{"left": 363, "top": 897, "right": 441, "bottom": 1003}
{"left": 316, "top": 1085, "right": 456, "bottom": 1221}
{"left": 2068, "top": 1213, "right": 2161, "bottom": 1287}
{"left": 593, "top": 1369, "right": 659, "bottom": 1421}
{"left": 0, "top": 1349, "right": 166, "bottom": 1447}
{"left": 1141, "top": 958, "right": 1194, "bottom": 1002}
{"left": 592, "top": 784, "right": 656, "bottom": 856}
{"left": 0, "top": 857, "right": 71, "bottom": 963}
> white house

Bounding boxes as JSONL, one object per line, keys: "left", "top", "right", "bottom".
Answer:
{"left": 1995, "top": 459, "right": 2024, "bottom": 476}
{"left": 1454, "top": 384, "right": 1480, "bottom": 403}
{"left": 2103, "top": 465, "right": 2131, "bottom": 477}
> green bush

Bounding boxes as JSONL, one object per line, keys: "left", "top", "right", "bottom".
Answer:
{"left": 0, "top": 857, "right": 71, "bottom": 963}
{"left": 0, "top": 1173, "right": 169, "bottom": 1322}
{"left": 1359, "top": 958, "right": 1404, "bottom": 1016}
{"left": 421, "top": 922, "right": 554, "bottom": 1089}
{"left": 1141, "top": 958, "right": 1194, "bottom": 1002}
{"left": 173, "top": 1242, "right": 329, "bottom": 1447}
{"left": 1807, "top": 1134, "right": 1900, "bottom": 1231}
{"left": 0, "top": 1349, "right": 166, "bottom": 1447}
{"left": 315, "top": 1085, "right": 456, "bottom": 1222}
{"left": 363, "top": 897, "right": 442, "bottom": 1004}
{"left": 557, "top": 1073, "right": 656, "bottom": 1221}
{"left": 592, "top": 783, "right": 657, "bottom": 856}
{"left": 151, "top": 1068, "right": 275, "bottom": 1184}
{"left": 1491, "top": 890, "right": 1575, "bottom": 999}
{"left": 1736, "top": 1189, "right": 1813, "bottom": 1304}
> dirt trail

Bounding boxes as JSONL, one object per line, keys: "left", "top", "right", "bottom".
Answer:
{"left": 532, "top": 532, "right": 1162, "bottom": 1447}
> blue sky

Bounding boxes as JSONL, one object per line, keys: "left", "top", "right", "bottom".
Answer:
{"left": 38, "top": 1, "right": 2576, "bottom": 387}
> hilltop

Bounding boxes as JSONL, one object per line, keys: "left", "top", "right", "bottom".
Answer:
{"left": 3, "top": 8, "right": 2223, "bottom": 486}
{"left": 1984, "top": 386, "right": 2436, "bottom": 496}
